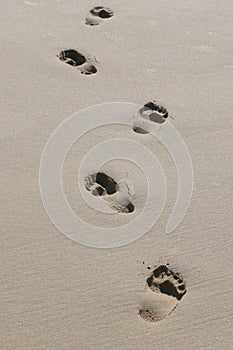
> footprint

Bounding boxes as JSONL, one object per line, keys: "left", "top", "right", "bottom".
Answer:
{"left": 84, "top": 172, "right": 135, "bottom": 213}
{"left": 85, "top": 6, "right": 114, "bottom": 26}
{"left": 133, "top": 101, "right": 169, "bottom": 134}
{"left": 57, "top": 49, "right": 97, "bottom": 75}
{"left": 85, "top": 172, "right": 117, "bottom": 196}
{"left": 139, "top": 264, "right": 186, "bottom": 322}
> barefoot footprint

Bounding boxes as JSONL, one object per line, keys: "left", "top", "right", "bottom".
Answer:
{"left": 85, "top": 6, "right": 114, "bottom": 26}
{"left": 133, "top": 101, "right": 170, "bottom": 134}
{"left": 84, "top": 172, "right": 135, "bottom": 213}
{"left": 139, "top": 264, "right": 186, "bottom": 322}
{"left": 57, "top": 49, "right": 97, "bottom": 75}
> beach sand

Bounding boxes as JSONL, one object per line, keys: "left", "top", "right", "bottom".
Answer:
{"left": 1, "top": 1, "right": 232, "bottom": 349}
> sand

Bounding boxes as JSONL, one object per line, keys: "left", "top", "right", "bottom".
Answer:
{"left": 1, "top": 0, "right": 233, "bottom": 349}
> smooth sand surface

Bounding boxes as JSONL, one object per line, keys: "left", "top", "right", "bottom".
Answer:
{"left": 1, "top": 1, "right": 232, "bottom": 349}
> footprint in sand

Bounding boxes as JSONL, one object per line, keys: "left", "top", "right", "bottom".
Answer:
{"left": 133, "top": 101, "right": 170, "bottom": 134}
{"left": 84, "top": 172, "right": 135, "bottom": 213}
{"left": 139, "top": 264, "right": 186, "bottom": 322}
{"left": 85, "top": 6, "right": 114, "bottom": 26}
{"left": 57, "top": 49, "right": 97, "bottom": 75}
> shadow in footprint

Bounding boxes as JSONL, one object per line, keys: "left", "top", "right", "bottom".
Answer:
{"left": 86, "top": 6, "right": 114, "bottom": 26}
{"left": 84, "top": 172, "right": 135, "bottom": 213}
{"left": 57, "top": 49, "right": 97, "bottom": 75}
{"left": 96, "top": 172, "right": 117, "bottom": 195}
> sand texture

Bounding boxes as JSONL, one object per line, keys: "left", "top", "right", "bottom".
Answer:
{"left": 0, "top": 1, "right": 233, "bottom": 349}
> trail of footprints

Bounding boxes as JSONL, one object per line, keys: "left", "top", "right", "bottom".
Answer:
{"left": 139, "top": 264, "right": 186, "bottom": 322}
{"left": 57, "top": 6, "right": 113, "bottom": 74}
{"left": 57, "top": 5, "right": 186, "bottom": 324}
